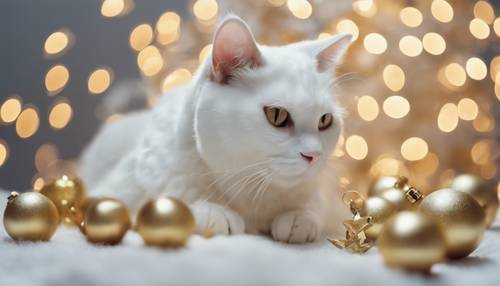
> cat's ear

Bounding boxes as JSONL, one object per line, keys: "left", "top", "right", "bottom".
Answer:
{"left": 309, "top": 33, "right": 353, "bottom": 72}
{"left": 211, "top": 16, "right": 262, "bottom": 83}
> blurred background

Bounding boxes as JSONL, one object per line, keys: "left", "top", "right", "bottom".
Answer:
{"left": 0, "top": 0, "right": 499, "bottom": 197}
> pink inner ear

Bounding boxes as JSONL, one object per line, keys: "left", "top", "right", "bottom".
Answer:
{"left": 211, "top": 19, "right": 261, "bottom": 83}
{"left": 317, "top": 34, "right": 353, "bottom": 72}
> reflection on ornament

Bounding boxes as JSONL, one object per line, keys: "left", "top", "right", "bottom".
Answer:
{"left": 3, "top": 192, "right": 59, "bottom": 241}
{"left": 39, "top": 175, "right": 87, "bottom": 226}
{"left": 360, "top": 197, "right": 397, "bottom": 240}
{"left": 136, "top": 197, "right": 195, "bottom": 247}
{"left": 419, "top": 188, "right": 486, "bottom": 259}
{"left": 451, "top": 174, "right": 498, "bottom": 227}
{"left": 368, "top": 176, "right": 398, "bottom": 196}
{"left": 379, "top": 211, "right": 446, "bottom": 272}
{"left": 81, "top": 198, "right": 131, "bottom": 245}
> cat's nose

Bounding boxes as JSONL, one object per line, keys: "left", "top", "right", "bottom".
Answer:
{"left": 300, "top": 151, "right": 321, "bottom": 165}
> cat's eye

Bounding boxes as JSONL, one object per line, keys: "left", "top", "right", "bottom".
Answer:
{"left": 318, "top": 113, "right": 333, "bottom": 130}
{"left": 264, "top": 106, "right": 290, "bottom": 128}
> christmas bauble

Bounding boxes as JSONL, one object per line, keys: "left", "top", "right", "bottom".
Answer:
{"left": 368, "top": 176, "right": 398, "bottom": 197}
{"left": 378, "top": 211, "right": 446, "bottom": 272}
{"left": 360, "top": 197, "right": 397, "bottom": 240}
{"left": 136, "top": 197, "right": 195, "bottom": 247}
{"left": 379, "top": 188, "right": 413, "bottom": 210}
{"left": 40, "top": 175, "right": 86, "bottom": 226}
{"left": 418, "top": 188, "right": 486, "bottom": 259}
{"left": 81, "top": 198, "right": 131, "bottom": 245}
{"left": 451, "top": 174, "right": 499, "bottom": 227}
{"left": 3, "top": 192, "right": 59, "bottom": 241}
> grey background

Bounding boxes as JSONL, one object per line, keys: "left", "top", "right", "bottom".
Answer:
{"left": 0, "top": 0, "right": 188, "bottom": 190}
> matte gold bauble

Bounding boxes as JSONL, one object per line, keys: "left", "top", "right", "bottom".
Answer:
{"left": 136, "top": 197, "right": 195, "bottom": 247}
{"left": 379, "top": 188, "right": 413, "bottom": 211}
{"left": 418, "top": 188, "right": 486, "bottom": 259}
{"left": 360, "top": 197, "right": 397, "bottom": 240}
{"left": 39, "top": 175, "right": 86, "bottom": 226}
{"left": 368, "top": 176, "right": 398, "bottom": 197}
{"left": 379, "top": 211, "right": 446, "bottom": 272}
{"left": 451, "top": 174, "right": 499, "bottom": 228}
{"left": 81, "top": 198, "right": 131, "bottom": 245}
{"left": 3, "top": 192, "right": 59, "bottom": 241}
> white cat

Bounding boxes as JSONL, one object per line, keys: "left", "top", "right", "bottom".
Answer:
{"left": 80, "top": 15, "right": 353, "bottom": 243}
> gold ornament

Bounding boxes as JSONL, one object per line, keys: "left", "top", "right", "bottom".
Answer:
{"left": 418, "top": 188, "right": 486, "bottom": 259}
{"left": 368, "top": 176, "right": 398, "bottom": 196}
{"left": 451, "top": 174, "right": 499, "bottom": 228}
{"left": 378, "top": 211, "right": 446, "bottom": 272}
{"left": 39, "top": 175, "right": 87, "bottom": 226}
{"left": 360, "top": 196, "right": 397, "bottom": 240}
{"left": 80, "top": 198, "right": 131, "bottom": 245}
{"left": 329, "top": 195, "right": 373, "bottom": 253}
{"left": 3, "top": 192, "right": 59, "bottom": 241}
{"left": 379, "top": 177, "right": 424, "bottom": 210}
{"left": 136, "top": 197, "right": 195, "bottom": 247}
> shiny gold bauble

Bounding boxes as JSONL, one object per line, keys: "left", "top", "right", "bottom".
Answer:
{"left": 368, "top": 176, "right": 398, "bottom": 197}
{"left": 136, "top": 197, "right": 195, "bottom": 247}
{"left": 418, "top": 188, "right": 486, "bottom": 259}
{"left": 378, "top": 211, "right": 446, "bottom": 272}
{"left": 359, "top": 197, "right": 397, "bottom": 240}
{"left": 39, "top": 175, "right": 86, "bottom": 226}
{"left": 81, "top": 198, "right": 131, "bottom": 245}
{"left": 3, "top": 192, "right": 59, "bottom": 241}
{"left": 451, "top": 174, "right": 499, "bottom": 228}
{"left": 379, "top": 188, "right": 414, "bottom": 211}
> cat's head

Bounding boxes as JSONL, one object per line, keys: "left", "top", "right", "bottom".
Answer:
{"left": 194, "top": 16, "right": 352, "bottom": 188}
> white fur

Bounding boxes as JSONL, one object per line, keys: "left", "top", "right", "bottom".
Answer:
{"left": 80, "top": 16, "right": 353, "bottom": 243}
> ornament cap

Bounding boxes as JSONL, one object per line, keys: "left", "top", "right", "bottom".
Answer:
{"left": 7, "top": 192, "right": 19, "bottom": 203}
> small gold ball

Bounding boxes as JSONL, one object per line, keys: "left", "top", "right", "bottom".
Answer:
{"left": 368, "top": 176, "right": 398, "bottom": 197}
{"left": 451, "top": 174, "right": 499, "bottom": 227}
{"left": 82, "top": 198, "right": 131, "bottom": 245}
{"left": 379, "top": 211, "right": 446, "bottom": 272}
{"left": 379, "top": 188, "right": 414, "bottom": 211}
{"left": 136, "top": 197, "right": 195, "bottom": 247}
{"left": 40, "top": 175, "right": 87, "bottom": 226}
{"left": 419, "top": 188, "right": 486, "bottom": 259}
{"left": 360, "top": 197, "right": 397, "bottom": 240}
{"left": 3, "top": 192, "right": 59, "bottom": 241}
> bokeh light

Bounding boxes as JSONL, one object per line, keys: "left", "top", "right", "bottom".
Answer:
{"left": 286, "top": 0, "right": 312, "bottom": 19}
{"left": 469, "top": 18, "right": 490, "bottom": 40}
{"left": 352, "top": 0, "right": 376, "bottom": 18}
{"left": 35, "top": 144, "right": 59, "bottom": 173}
{"left": 129, "top": 24, "right": 153, "bottom": 51}
{"left": 49, "top": 101, "right": 73, "bottom": 129}
{"left": 44, "top": 30, "right": 71, "bottom": 55}
{"left": 156, "top": 12, "right": 181, "bottom": 45}
{"left": 399, "top": 35, "right": 422, "bottom": 57}
{"left": 345, "top": 135, "right": 368, "bottom": 160}
{"left": 0, "top": 96, "right": 22, "bottom": 124}
{"left": 161, "top": 69, "right": 192, "bottom": 92}
{"left": 473, "top": 1, "right": 495, "bottom": 24}
{"left": 437, "top": 103, "right": 458, "bottom": 132}
{"left": 399, "top": 7, "right": 422, "bottom": 27}
{"left": 33, "top": 177, "right": 45, "bottom": 191}
{"left": 137, "top": 45, "right": 164, "bottom": 76}
{"left": 471, "top": 139, "right": 493, "bottom": 165}
{"left": 101, "top": 0, "right": 130, "bottom": 18}
{"left": 422, "top": 32, "right": 446, "bottom": 55}
{"left": 401, "top": 137, "right": 428, "bottom": 161}
{"left": 473, "top": 114, "right": 495, "bottom": 132}
{"left": 383, "top": 64, "right": 405, "bottom": 91}
{"left": 15, "top": 107, "right": 39, "bottom": 138}
{"left": 465, "top": 57, "right": 487, "bottom": 80}
{"left": 0, "top": 140, "right": 8, "bottom": 167}
{"left": 490, "top": 56, "right": 500, "bottom": 82}
{"left": 267, "top": 0, "right": 286, "bottom": 7}
{"left": 88, "top": 68, "right": 113, "bottom": 95}
{"left": 45, "top": 64, "right": 69, "bottom": 94}
{"left": 444, "top": 63, "right": 466, "bottom": 87}
{"left": 457, "top": 98, "right": 479, "bottom": 121}
{"left": 494, "top": 18, "right": 500, "bottom": 37}
{"left": 383, "top": 96, "right": 410, "bottom": 119}
{"left": 199, "top": 44, "right": 212, "bottom": 64}
{"left": 193, "top": 0, "right": 219, "bottom": 21}
{"left": 363, "top": 33, "right": 387, "bottom": 55}
{"left": 336, "top": 19, "right": 359, "bottom": 41}
{"left": 431, "top": 0, "right": 453, "bottom": 23}
{"left": 357, "top": 96, "right": 379, "bottom": 121}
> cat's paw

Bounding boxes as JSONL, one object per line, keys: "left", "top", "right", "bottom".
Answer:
{"left": 191, "top": 201, "right": 245, "bottom": 235}
{"left": 271, "top": 210, "right": 320, "bottom": 244}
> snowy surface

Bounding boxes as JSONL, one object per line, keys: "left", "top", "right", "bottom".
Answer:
{"left": 1, "top": 191, "right": 499, "bottom": 286}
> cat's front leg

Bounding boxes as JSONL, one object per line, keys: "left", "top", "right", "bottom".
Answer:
{"left": 190, "top": 201, "right": 245, "bottom": 235}
{"left": 271, "top": 210, "right": 321, "bottom": 244}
